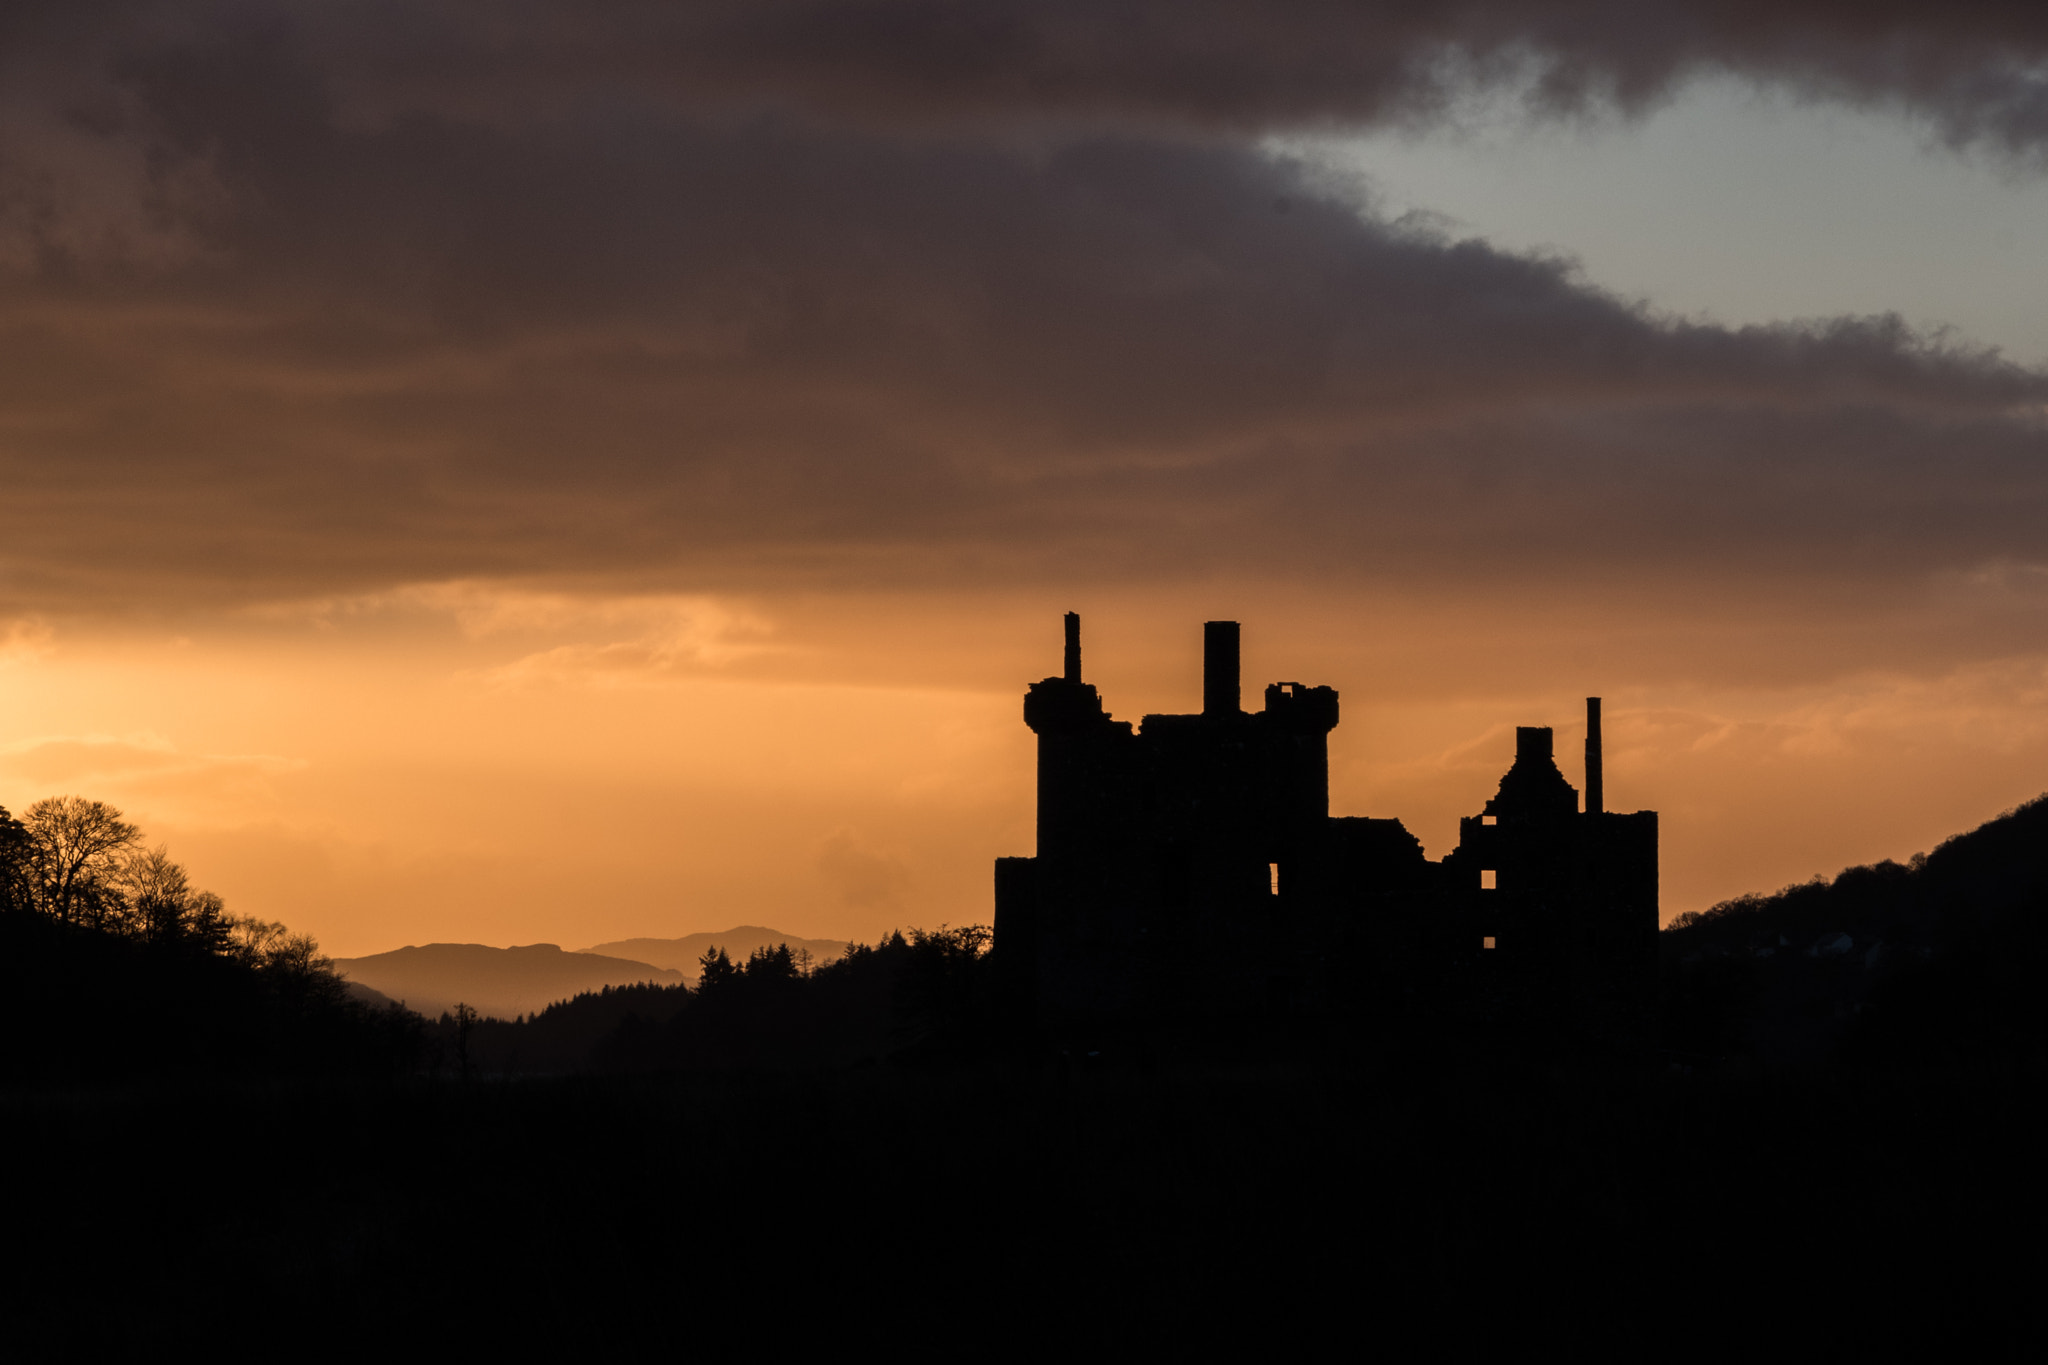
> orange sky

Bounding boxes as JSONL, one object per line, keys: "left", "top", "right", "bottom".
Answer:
{"left": 5, "top": 5, "right": 2048, "bottom": 956}
{"left": 6, "top": 584, "right": 2045, "bottom": 957}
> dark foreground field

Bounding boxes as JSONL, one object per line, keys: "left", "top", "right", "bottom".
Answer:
{"left": 7, "top": 1051, "right": 2039, "bottom": 1348}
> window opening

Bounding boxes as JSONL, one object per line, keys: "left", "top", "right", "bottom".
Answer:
{"left": 1480, "top": 869, "right": 1497, "bottom": 890}
{"left": 1483, "top": 936, "right": 1497, "bottom": 950}
{"left": 1268, "top": 862, "right": 1280, "bottom": 895}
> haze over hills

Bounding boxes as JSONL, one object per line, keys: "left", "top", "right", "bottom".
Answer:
{"left": 331, "top": 944, "right": 683, "bottom": 1021}
{"left": 579, "top": 927, "right": 855, "bottom": 981}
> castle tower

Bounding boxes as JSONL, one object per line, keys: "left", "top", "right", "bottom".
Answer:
{"left": 995, "top": 619, "right": 1656, "bottom": 1044}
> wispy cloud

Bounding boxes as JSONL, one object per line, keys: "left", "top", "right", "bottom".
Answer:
{"left": 475, "top": 598, "right": 785, "bottom": 688}
{"left": 0, "top": 733, "right": 305, "bottom": 816}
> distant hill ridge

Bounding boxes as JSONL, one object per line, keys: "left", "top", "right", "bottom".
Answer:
{"left": 578, "top": 926, "right": 854, "bottom": 979}
{"left": 331, "top": 942, "right": 684, "bottom": 1022}
{"left": 334, "top": 927, "right": 848, "bottom": 1022}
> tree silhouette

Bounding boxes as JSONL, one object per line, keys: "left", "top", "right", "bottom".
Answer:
{"left": 114, "top": 844, "right": 234, "bottom": 948}
{"left": 697, "top": 946, "right": 738, "bottom": 995}
{"left": 453, "top": 1002, "right": 479, "bottom": 1080}
{"left": 0, "top": 804, "right": 31, "bottom": 916}
{"left": 743, "top": 943, "right": 799, "bottom": 983}
{"left": 23, "top": 797, "right": 141, "bottom": 926}
{"left": 118, "top": 844, "right": 191, "bottom": 943}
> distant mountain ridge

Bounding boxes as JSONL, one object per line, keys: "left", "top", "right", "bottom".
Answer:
{"left": 578, "top": 926, "right": 854, "bottom": 980}
{"left": 332, "top": 943, "right": 684, "bottom": 1022}
{"left": 333, "top": 927, "right": 848, "bottom": 1021}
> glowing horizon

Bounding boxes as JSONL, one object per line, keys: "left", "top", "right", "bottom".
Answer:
{"left": 7, "top": 587, "right": 2044, "bottom": 958}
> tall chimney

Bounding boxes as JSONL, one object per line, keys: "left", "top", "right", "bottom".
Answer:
{"left": 1585, "top": 696, "right": 1604, "bottom": 815}
{"left": 1063, "top": 612, "right": 1082, "bottom": 684}
{"left": 1203, "top": 621, "right": 1240, "bottom": 716}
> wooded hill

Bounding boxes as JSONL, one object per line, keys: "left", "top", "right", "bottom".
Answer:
{"left": 1662, "top": 793, "right": 2048, "bottom": 1066}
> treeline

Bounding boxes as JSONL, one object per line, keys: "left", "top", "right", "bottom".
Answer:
{"left": 445, "top": 926, "right": 996, "bottom": 1075}
{"left": 0, "top": 795, "right": 418, "bottom": 1083}
{"left": 4, "top": 795, "right": 325, "bottom": 967}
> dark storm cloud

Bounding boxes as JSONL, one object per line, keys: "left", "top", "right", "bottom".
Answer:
{"left": 224, "top": 1, "right": 2048, "bottom": 150}
{"left": 2, "top": 2, "right": 2047, "bottom": 614}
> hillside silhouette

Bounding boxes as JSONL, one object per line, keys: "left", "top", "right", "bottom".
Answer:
{"left": 1662, "top": 794, "right": 2048, "bottom": 1066}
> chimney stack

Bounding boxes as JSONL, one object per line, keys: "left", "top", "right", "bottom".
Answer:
{"left": 1203, "top": 621, "right": 1240, "bottom": 716}
{"left": 1063, "top": 612, "right": 1082, "bottom": 684}
{"left": 1585, "top": 696, "right": 1604, "bottom": 815}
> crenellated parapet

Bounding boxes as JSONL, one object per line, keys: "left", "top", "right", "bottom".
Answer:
{"left": 1262, "top": 681, "right": 1338, "bottom": 735}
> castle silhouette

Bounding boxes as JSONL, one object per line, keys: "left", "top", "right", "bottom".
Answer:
{"left": 995, "top": 615, "right": 1658, "bottom": 1041}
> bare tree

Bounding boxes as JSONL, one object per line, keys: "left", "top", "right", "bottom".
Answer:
{"left": 179, "top": 890, "right": 233, "bottom": 952}
{"left": 226, "top": 916, "right": 291, "bottom": 966}
{"left": 117, "top": 845, "right": 189, "bottom": 944}
{"left": 110, "top": 845, "right": 234, "bottom": 948}
{"left": 23, "top": 797, "right": 142, "bottom": 926}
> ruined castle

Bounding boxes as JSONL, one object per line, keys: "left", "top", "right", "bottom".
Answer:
{"left": 994, "top": 615, "right": 1658, "bottom": 1039}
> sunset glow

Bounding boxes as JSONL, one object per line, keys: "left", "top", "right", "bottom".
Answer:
{"left": 6, "top": 5, "right": 2048, "bottom": 958}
